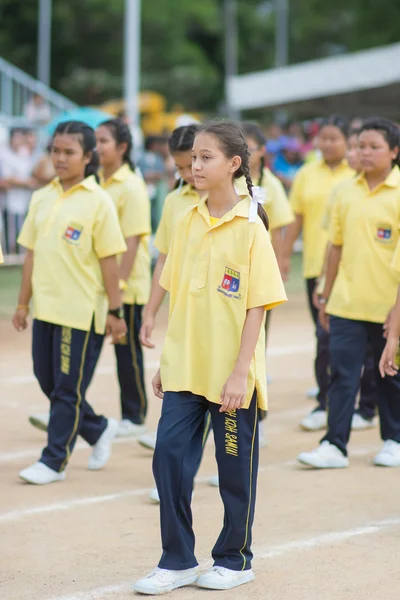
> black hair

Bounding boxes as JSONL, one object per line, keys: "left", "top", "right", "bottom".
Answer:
{"left": 347, "top": 127, "right": 361, "bottom": 140}
{"left": 169, "top": 124, "right": 200, "bottom": 190}
{"left": 53, "top": 120, "right": 100, "bottom": 182}
{"left": 241, "top": 121, "right": 267, "bottom": 188}
{"left": 197, "top": 120, "right": 269, "bottom": 231}
{"left": 99, "top": 118, "right": 135, "bottom": 171}
{"left": 359, "top": 117, "right": 400, "bottom": 167}
{"left": 319, "top": 115, "right": 350, "bottom": 138}
{"left": 145, "top": 135, "right": 167, "bottom": 151}
{"left": 9, "top": 127, "right": 25, "bottom": 140}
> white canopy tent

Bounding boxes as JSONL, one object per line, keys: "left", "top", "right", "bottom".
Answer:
{"left": 227, "top": 43, "right": 400, "bottom": 118}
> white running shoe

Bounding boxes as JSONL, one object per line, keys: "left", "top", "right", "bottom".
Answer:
{"left": 138, "top": 431, "right": 157, "bottom": 451}
{"left": 307, "top": 386, "right": 319, "bottom": 399}
{"left": 197, "top": 567, "right": 255, "bottom": 590}
{"left": 133, "top": 567, "right": 198, "bottom": 595}
{"left": 258, "top": 421, "right": 268, "bottom": 448}
{"left": 297, "top": 441, "right": 349, "bottom": 469}
{"left": 351, "top": 413, "right": 376, "bottom": 431}
{"left": 88, "top": 418, "right": 118, "bottom": 470}
{"left": 208, "top": 475, "right": 219, "bottom": 487}
{"left": 300, "top": 409, "right": 327, "bottom": 431}
{"left": 116, "top": 419, "right": 146, "bottom": 438}
{"left": 373, "top": 440, "right": 400, "bottom": 467}
{"left": 28, "top": 412, "right": 50, "bottom": 432}
{"left": 149, "top": 487, "right": 160, "bottom": 503}
{"left": 19, "top": 461, "right": 66, "bottom": 485}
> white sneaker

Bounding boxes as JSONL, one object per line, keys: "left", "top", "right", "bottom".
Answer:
{"left": 116, "top": 419, "right": 146, "bottom": 438}
{"left": 133, "top": 567, "right": 198, "bottom": 595}
{"left": 19, "top": 461, "right": 66, "bottom": 485}
{"left": 300, "top": 409, "right": 327, "bottom": 431}
{"left": 88, "top": 418, "right": 118, "bottom": 471}
{"left": 197, "top": 566, "right": 255, "bottom": 590}
{"left": 351, "top": 413, "right": 376, "bottom": 431}
{"left": 138, "top": 431, "right": 157, "bottom": 451}
{"left": 258, "top": 421, "right": 268, "bottom": 448}
{"left": 373, "top": 440, "right": 400, "bottom": 467}
{"left": 208, "top": 475, "right": 219, "bottom": 487}
{"left": 28, "top": 412, "right": 50, "bottom": 432}
{"left": 149, "top": 487, "right": 160, "bottom": 503}
{"left": 307, "top": 386, "right": 319, "bottom": 399}
{"left": 297, "top": 441, "right": 349, "bottom": 469}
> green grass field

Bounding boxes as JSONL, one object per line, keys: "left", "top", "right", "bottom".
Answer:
{"left": 0, "top": 253, "right": 304, "bottom": 320}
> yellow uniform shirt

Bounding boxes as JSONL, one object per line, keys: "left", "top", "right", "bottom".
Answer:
{"left": 159, "top": 196, "right": 287, "bottom": 411}
{"left": 154, "top": 184, "right": 200, "bottom": 255}
{"left": 0, "top": 243, "right": 3, "bottom": 264}
{"left": 290, "top": 159, "right": 355, "bottom": 278}
{"left": 18, "top": 176, "right": 127, "bottom": 334}
{"left": 100, "top": 164, "right": 151, "bottom": 305}
{"left": 327, "top": 167, "right": 400, "bottom": 323}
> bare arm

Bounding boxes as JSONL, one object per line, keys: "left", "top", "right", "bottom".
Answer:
{"left": 379, "top": 286, "right": 400, "bottom": 377}
{"left": 220, "top": 306, "right": 265, "bottom": 412}
{"left": 140, "top": 252, "right": 167, "bottom": 348}
{"left": 271, "top": 227, "right": 284, "bottom": 269}
{"left": 281, "top": 214, "right": 303, "bottom": 280}
{"left": 12, "top": 250, "right": 33, "bottom": 332}
{"left": 119, "top": 235, "right": 140, "bottom": 283}
{"left": 100, "top": 255, "right": 127, "bottom": 344}
{"left": 319, "top": 244, "right": 342, "bottom": 331}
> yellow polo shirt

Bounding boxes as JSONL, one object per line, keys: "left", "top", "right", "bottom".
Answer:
{"left": 154, "top": 184, "right": 200, "bottom": 255}
{"left": 18, "top": 176, "right": 127, "bottom": 333}
{"left": 0, "top": 243, "right": 3, "bottom": 264}
{"left": 159, "top": 196, "right": 287, "bottom": 410}
{"left": 236, "top": 170, "right": 294, "bottom": 231}
{"left": 100, "top": 164, "right": 151, "bottom": 305}
{"left": 290, "top": 159, "right": 355, "bottom": 278}
{"left": 327, "top": 167, "right": 400, "bottom": 323}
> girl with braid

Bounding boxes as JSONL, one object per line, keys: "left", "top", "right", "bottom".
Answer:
{"left": 134, "top": 121, "right": 286, "bottom": 595}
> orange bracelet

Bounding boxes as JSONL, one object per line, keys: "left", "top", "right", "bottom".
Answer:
{"left": 17, "top": 304, "right": 29, "bottom": 311}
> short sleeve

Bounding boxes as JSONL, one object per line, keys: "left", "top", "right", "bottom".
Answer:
{"left": 154, "top": 197, "right": 173, "bottom": 255}
{"left": 266, "top": 176, "right": 295, "bottom": 230}
{"left": 18, "top": 192, "right": 39, "bottom": 250}
{"left": 93, "top": 194, "right": 127, "bottom": 259}
{"left": 328, "top": 195, "right": 344, "bottom": 246}
{"left": 289, "top": 169, "right": 305, "bottom": 215}
{"left": 247, "top": 222, "right": 287, "bottom": 311}
{"left": 119, "top": 179, "right": 151, "bottom": 239}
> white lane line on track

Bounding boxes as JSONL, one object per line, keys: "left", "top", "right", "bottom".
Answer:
{"left": 42, "top": 516, "right": 400, "bottom": 600}
{"left": 0, "top": 343, "right": 314, "bottom": 385}
{"left": 0, "top": 448, "right": 379, "bottom": 524}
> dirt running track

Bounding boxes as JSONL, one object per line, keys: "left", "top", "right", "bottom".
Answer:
{"left": 1, "top": 293, "right": 399, "bottom": 600}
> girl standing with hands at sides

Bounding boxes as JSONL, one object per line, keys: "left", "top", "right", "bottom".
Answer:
{"left": 281, "top": 115, "right": 354, "bottom": 432}
{"left": 13, "top": 121, "right": 127, "bottom": 485}
{"left": 298, "top": 118, "right": 400, "bottom": 469}
{"left": 133, "top": 121, "right": 287, "bottom": 595}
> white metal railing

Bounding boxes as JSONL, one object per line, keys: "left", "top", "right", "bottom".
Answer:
{"left": 0, "top": 55, "right": 77, "bottom": 124}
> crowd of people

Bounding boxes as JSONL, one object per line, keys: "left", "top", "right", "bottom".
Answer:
{"left": 1, "top": 111, "right": 400, "bottom": 595}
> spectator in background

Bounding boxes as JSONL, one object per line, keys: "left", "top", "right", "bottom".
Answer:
{"left": 31, "top": 142, "right": 55, "bottom": 187}
{"left": 273, "top": 137, "right": 304, "bottom": 192}
{"left": 24, "top": 93, "right": 51, "bottom": 127}
{"left": 2, "top": 129, "right": 36, "bottom": 254}
{"left": 137, "top": 135, "right": 168, "bottom": 231}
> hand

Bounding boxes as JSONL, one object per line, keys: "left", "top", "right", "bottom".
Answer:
{"left": 12, "top": 307, "right": 29, "bottom": 332}
{"left": 220, "top": 369, "right": 247, "bottom": 413}
{"left": 105, "top": 315, "right": 127, "bottom": 344}
{"left": 280, "top": 256, "right": 291, "bottom": 282}
{"left": 140, "top": 313, "right": 156, "bottom": 348}
{"left": 318, "top": 303, "right": 330, "bottom": 332}
{"left": 152, "top": 369, "right": 164, "bottom": 399}
{"left": 379, "top": 335, "right": 399, "bottom": 378}
{"left": 383, "top": 307, "right": 394, "bottom": 339}
{"left": 312, "top": 284, "right": 321, "bottom": 310}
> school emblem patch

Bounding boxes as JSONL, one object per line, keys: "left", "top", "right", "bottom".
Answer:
{"left": 221, "top": 267, "right": 240, "bottom": 293}
{"left": 376, "top": 226, "right": 392, "bottom": 242}
{"left": 63, "top": 223, "right": 83, "bottom": 244}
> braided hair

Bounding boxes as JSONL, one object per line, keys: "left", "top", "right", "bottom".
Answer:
{"left": 241, "top": 121, "right": 267, "bottom": 187}
{"left": 169, "top": 124, "right": 200, "bottom": 190}
{"left": 54, "top": 120, "right": 100, "bottom": 182}
{"left": 99, "top": 118, "right": 136, "bottom": 171}
{"left": 359, "top": 118, "right": 400, "bottom": 168}
{"left": 197, "top": 120, "right": 269, "bottom": 231}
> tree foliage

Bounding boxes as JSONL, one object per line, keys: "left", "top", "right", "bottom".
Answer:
{"left": 0, "top": 0, "right": 399, "bottom": 111}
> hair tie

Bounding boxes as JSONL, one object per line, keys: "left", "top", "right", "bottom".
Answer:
{"left": 248, "top": 185, "right": 267, "bottom": 222}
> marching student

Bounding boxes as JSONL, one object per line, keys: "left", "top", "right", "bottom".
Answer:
{"left": 133, "top": 120, "right": 286, "bottom": 595}
{"left": 13, "top": 121, "right": 127, "bottom": 485}
{"left": 96, "top": 118, "right": 151, "bottom": 437}
{"left": 298, "top": 117, "right": 400, "bottom": 469}
{"left": 281, "top": 115, "right": 354, "bottom": 431}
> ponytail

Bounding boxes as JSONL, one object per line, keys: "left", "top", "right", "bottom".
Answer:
{"left": 241, "top": 121, "right": 266, "bottom": 189}
{"left": 53, "top": 120, "right": 100, "bottom": 183}
{"left": 99, "top": 118, "right": 136, "bottom": 172}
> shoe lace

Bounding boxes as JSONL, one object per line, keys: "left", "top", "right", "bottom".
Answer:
{"left": 209, "top": 567, "right": 228, "bottom": 577}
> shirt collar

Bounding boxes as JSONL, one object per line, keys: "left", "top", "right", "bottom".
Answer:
{"left": 180, "top": 183, "right": 198, "bottom": 197}
{"left": 196, "top": 194, "right": 251, "bottom": 227}
{"left": 52, "top": 175, "right": 98, "bottom": 195}
{"left": 320, "top": 158, "right": 350, "bottom": 171}
{"left": 356, "top": 165, "right": 400, "bottom": 189}
{"left": 99, "top": 163, "right": 131, "bottom": 186}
